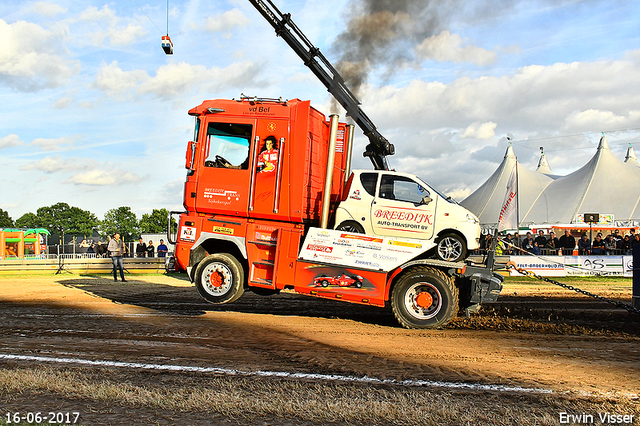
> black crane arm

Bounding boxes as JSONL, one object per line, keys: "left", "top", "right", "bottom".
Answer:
{"left": 247, "top": 0, "right": 394, "bottom": 170}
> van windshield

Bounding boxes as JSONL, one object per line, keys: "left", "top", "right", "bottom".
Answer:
{"left": 416, "top": 176, "right": 458, "bottom": 204}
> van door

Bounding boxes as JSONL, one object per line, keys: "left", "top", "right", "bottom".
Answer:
{"left": 370, "top": 174, "right": 437, "bottom": 240}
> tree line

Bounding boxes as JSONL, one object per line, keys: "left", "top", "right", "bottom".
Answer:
{"left": 0, "top": 203, "right": 176, "bottom": 242}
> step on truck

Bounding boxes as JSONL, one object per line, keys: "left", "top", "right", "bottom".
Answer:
{"left": 166, "top": 0, "right": 502, "bottom": 329}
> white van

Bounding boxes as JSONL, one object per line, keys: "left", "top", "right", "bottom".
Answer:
{"left": 334, "top": 170, "right": 480, "bottom": 262}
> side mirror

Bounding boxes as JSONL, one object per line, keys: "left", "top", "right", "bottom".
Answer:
{"left": 421, "top": 196, "right": 433, "bottom": 205}
{"left": 185, "top": 141, "right": 197, "bottom": 170}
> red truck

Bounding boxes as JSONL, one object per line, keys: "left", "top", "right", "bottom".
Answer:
{"left": 166, "top": 0, "right": 502, "bottom": 329}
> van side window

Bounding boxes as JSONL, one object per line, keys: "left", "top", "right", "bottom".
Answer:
{"left": 380, "top": 175, "right": 429, "bottom": 204}
{"left": 204, "top": 123, "right": 252, "bottom": 169}
{"left": 359, "top": 173, "right": 378, "bottom": 196}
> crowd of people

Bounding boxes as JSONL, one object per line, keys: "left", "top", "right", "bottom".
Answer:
{"left": 79, "top": 236, "right": 169, "bottom": 258}
{"left": 479, "top": 228, "right": 639, "bottom": 256}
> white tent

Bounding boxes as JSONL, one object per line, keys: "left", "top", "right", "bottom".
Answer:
{"left": 461, "top": 136, "right": 640, "bottom": 226}
{"left": 521, "top": 135, "right": 640, "bottom": 224}
{"left": 460, "top": 145, "right": 553, "bottom": 226}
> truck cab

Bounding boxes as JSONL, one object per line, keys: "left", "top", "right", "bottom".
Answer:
{"left": 334, "top": 170, "right": 480, "bottom": 262}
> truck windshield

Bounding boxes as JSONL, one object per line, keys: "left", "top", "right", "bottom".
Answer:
{"left": 204, "top": 123, "right": 252, "bottom": 169}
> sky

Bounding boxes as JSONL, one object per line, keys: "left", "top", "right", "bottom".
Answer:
{"left": 1, "top": 0, "right": 639, "bottom": 222}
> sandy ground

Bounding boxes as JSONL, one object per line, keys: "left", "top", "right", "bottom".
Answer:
{"left": 0, "top": 273, "right": 639, "bottom": 424}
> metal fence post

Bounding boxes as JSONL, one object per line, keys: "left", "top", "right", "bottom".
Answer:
{"left": 633, "top": 242, "right": 640, "bottom": 309}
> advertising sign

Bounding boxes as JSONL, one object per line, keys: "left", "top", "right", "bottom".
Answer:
{"left": 564, "top": 256, "right": 625, "bottom": 276}
{"left": 509, "top": 256, "right": 566, "bottom": 277}
{"left": 298, "top": 228, "right": 435, "bottom": 272}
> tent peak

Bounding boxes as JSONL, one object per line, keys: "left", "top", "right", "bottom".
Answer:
{"left": 597, "top": 133, "right": 610, "bottom": 150}
{"left": 504, "top": 143, "right": 516, "bottom": 159}
{"left": 536, "top": 146, "right": 553, "bottom": 175}
{"left": 625, "top": 143, "right": 639, "bottom": 166}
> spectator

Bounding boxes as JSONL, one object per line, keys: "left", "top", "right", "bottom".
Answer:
{"left": 545, "top": 231, "right": 559, "bottom": 254}
{"left": 136, "top": 237, "right": 147, "bottom": 258}
{"left": 611, "top": 229, "right": 623, "bottom": 246}
{"left": 107, "top": 232, "right": 126, "bottom": 282}
{"left": 157, "top": 239, "right": 168, "bottom": 258}
{"left": 503, "top": 233, "right": 514, "bottom": 255}
{"left": 604, "top": 235, "right": 616, "bottom": 255}
{"left": 577, "top": 234, "right": 591, "bottom": 255}
{"left": 558, "top": 229, "right": 576, "bottom": 255}
{"left": 621, "top": 235, "right": 632, "bottom": 255}
{"left": 628, "top": 228, "right": 636, "bottom": 240}
{"left": 592, "top": 234, "right": 605, "bottom": 255}
{"left": 147, "top": 240, "right": 155, "bottom": 258}
{"left": 521, "top": 232, "right": 535, "bottom": 254}
{"left": 534, "top": 230, "right": 547, "bottom": 250}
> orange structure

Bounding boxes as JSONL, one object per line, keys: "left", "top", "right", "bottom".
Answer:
{"left": 0, "top": 228, "right": 49, "bottom": 259}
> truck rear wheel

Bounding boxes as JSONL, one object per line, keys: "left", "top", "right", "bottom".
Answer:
{"left": 391, "top": 266, "right": 458, "bottom": 329}
{"left": 194, "top": 253, "right": 245, "bottom": 304}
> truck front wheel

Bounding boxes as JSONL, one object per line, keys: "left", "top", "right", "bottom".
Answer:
{"left": 391, "top": 267, "right": 458, "bottom": 329}
{"left": 194, "top": 253, "right": 245, "bottom": 304}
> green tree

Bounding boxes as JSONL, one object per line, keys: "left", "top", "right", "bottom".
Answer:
{"left": 0, "top": 209, "right": 14, "bottom": 227}
{"left": 67, "top": 206, "right": 100, "bottom": 237}
{"left": 36, "top": 203, "right": 99, "bottom": 238}
{"left": 100, "top": 207, "right": 139, "bottom": 241}
{"left": 15, "top": 212, "right": 40, "bottom": 228}
{"left": 139, "top": 208, "right": 176, "bottom": 233}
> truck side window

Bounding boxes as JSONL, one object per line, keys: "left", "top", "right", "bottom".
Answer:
{"left": 380, "top": 175, "right": 429, "bottom": 204}
{"left": 359, "top": 173, "right": 378, "bottom": 196}
{"left": 204, "top": 123, "right": 252, "bottom": 169}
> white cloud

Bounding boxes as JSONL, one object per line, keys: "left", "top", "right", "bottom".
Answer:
{"left": 30, "top": 136, "right": 77, "bottom": 151}
{"left": 352, "top": 51, "right": 640, "bottom": 195}
{"left": 106, "top": 23, "right": 147, "bottom": 47}
{"left": 0, "top": 135, "right": 24, "bottom": 150}
{"left": 94, "top": 61, "right": 147, "bottom": 97}
{"left": 203, "top": 9, "right": 250, "bottom": 33}
{"left": 94, "top": 61, "right": 263, "bottom": 100}
{"left": 75, "top": 5, "right": 147, "bottom": 48}
{"left": 53, "top": 96, "right": 74, "bottom": 109}
{"left": 27, "top": 2, "right": 68, "bottom": 17}
{"left": 362, "top": 52, "right": 640, "bottom": 135}
{"left": 461, "top": 121, "right": 497, "bottom": 139}
{"left": 77, "top": 5, "right": 117, "bottom": 24}
{"left": 415, "top": 31, "right": 496, "bottom": 66}
{"left": 0, "top": 19, "right": 78, "bottom": 91}
{"left": 20, "top": 155, "right": 91, "bottom": 173}
{"left": 19, "top": 155, "right": 142, "bottom": 186}
{"left": 65, "top": 169, "right": 141, "bottom": 186}
{"left": 563, "top": 109, "right": 629, "bottom": 131}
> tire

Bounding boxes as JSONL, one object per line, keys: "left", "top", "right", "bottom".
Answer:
{"left": 321, "top": 279, "right": 329, "bottom": 287}
{"left": 194, "top": 253, "right": 245, "bottom": 304}
{"left": 391, "top": 266, "right": 458, "bottom": 329}
{"left": 336, "top": 220, "right": 365, "bottom": 233}
{"left": 435, "top": 233, "right": 467, "bottom": 262}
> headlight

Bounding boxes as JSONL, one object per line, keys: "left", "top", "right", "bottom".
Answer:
{"left": 466, "top": 214, "right": 479, "bottom": 224}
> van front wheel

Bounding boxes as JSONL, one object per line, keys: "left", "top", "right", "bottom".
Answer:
{"left": 435, "top": 233, "right": 466, "bottom": 262}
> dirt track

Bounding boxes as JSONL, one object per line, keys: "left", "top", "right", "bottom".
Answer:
{"left": 1, "top": 273, "right": 639, "bottom": 424}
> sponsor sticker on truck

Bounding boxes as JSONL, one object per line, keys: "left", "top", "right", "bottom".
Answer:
{"left": 299, "top": 228, "right": 435, "bottom": 271}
